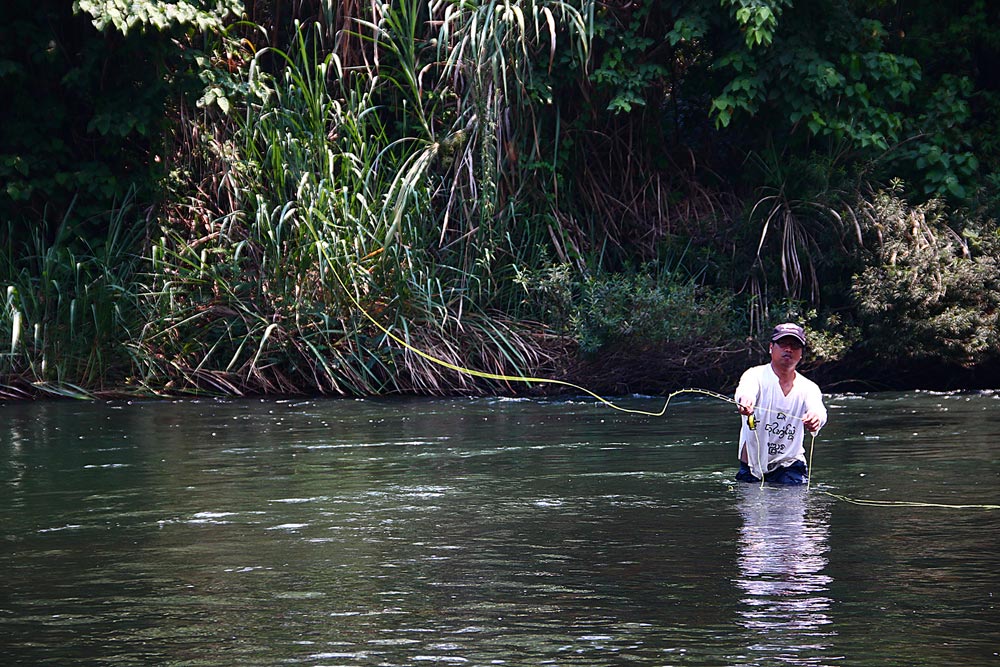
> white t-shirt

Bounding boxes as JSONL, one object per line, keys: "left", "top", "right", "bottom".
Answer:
{"left": 734, "top": 363, "right": 827, "bottom": 478}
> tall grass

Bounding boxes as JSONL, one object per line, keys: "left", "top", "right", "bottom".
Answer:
{"left": 140, "top": 5, "right": 592, "bottom": 395}
{"left": 0, "top": 195, "right": 143, "bottom": 398}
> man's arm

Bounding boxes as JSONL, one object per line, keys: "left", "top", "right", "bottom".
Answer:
{"left": 802, "top": 384, "right": 828, "bottom": 432}
{"left": 734, "top": 369, "right": 759, "bottom": 416}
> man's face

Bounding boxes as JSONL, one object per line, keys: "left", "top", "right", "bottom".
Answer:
{"left": 770, "top": 336, "right": 804, "bottom": 370}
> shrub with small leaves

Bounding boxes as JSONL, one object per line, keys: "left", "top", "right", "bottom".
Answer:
{"left": 852, "top": 188, "right": 1000, "bottom": 366}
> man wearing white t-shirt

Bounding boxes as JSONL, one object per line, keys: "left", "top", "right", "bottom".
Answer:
{"left": 734, "top": 323, "right": 827, "bottom": 484}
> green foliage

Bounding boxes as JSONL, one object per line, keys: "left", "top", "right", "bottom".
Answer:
{"left": 8, "top": 0, "right": 1000, "bottom": 395}
{"left": 592, "top": 3, "right": 668, "bottom": 113}
{"left": 0, "top": 0, "right": 239, "bottom": 246}
{"left": 135, "top": 10, "right": 593, "bottom": 395}
{"left": 890, "top": 74, "right": 979, "bottom": 200}
{"left": 764, "top": 300, "right": 860, "bottom": 365}
{"left": 0, "top": 195, "right": 144, "bottom": 394}
{"left": 726, "top": 0, "right": 789, "bottom": 49}
{"left": 515, "top": 263, "right": 739, "bottom": 355}
{"left": 74, "top": 0, "right": 241, "bottom": 33}
{"left": 740, "top": 146, "right": 862, "bottom": 314}
{"left": 705, "top": 8, "right": 920, "bottom": 153}
{"left": 852, "top": 187, "right": 1000, "bottom": 366}
{"left": 572, "top": 273, "right": 738, "bottom": 355}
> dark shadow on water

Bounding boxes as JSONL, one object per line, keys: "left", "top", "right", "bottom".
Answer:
{"left": 732, "top": 485, "right": 840, "bottom": 666}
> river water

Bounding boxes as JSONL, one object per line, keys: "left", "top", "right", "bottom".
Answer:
{"left": 1, "top": 391, "right": 998, "bottom": 666}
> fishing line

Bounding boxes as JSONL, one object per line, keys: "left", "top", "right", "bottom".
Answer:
{"left": 807, "top": 431, "right": 817, "bottom": 492}
{"left": 317, "top": 249, "right": 998, "bottom": 510}
{"left": 745, "top": 413, "right": 767, "bottom": 490}
{"left": 806, "top": 427, "right": 997, "bottom": 509}
{"left": 321, "top": 250, "right": 740, "bottom": 417}
{"left": 818, "top": 492, "right": 1000, "bottom": 510}
{"left": 765, "top": 419, "right": 997, "bottom": 509}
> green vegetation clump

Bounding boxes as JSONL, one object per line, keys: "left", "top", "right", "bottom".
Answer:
{"left": 1, "top": 200, "right": 143, "bottom": 397}
{"left": 852, "top": 187, "right": 1000, "bottom": 367}
{"left": 516, "top": 264, "right": 738, "bottom": 355}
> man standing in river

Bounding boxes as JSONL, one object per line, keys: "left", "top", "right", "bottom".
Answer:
{"left": 734, "top": 323, "right": 827, "bottom": 484}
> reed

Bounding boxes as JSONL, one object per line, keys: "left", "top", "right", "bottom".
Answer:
{"left": 0, "top": 195, "right": 143, "bottom": 398}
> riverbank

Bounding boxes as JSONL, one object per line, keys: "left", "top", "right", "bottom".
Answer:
{"left": 3, "top": 336, "right": 997, "bottom": 402}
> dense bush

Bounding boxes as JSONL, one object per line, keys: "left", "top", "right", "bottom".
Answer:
{"left": 516, "top": 264, "right": 739, "bottom": 354}
{"left": 852, "top": 187, "right": 1000, "bottom": 367}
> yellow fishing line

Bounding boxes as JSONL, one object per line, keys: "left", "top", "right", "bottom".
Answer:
{"left": 321, "top": 253, "right": 998, "bottom": 510}
{"left": 807, "top": 432, "right": 816, "bottom": 492}
{"left": 327, "top": 254, "right": 737, "bottom": 416}
{"left": 818, "top": 492, "right": 1000, "bottom": 510}
{"left": 806, "top": 427, "right": 998, "bottom": 508}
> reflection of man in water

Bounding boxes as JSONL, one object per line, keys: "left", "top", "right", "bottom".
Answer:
{"left": 734, "top": 486, "right": 835, "bottom": 662}
{"left": 735, "top": 323, "right": 827, "bottom": 484}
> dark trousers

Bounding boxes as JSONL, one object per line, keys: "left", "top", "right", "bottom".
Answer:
{"left": 736, "top": 460, "right": 808, "bottom": 485}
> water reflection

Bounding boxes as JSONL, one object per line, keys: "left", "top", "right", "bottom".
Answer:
{"left": 733, "top": 486, "right": 838, "bottom": 665}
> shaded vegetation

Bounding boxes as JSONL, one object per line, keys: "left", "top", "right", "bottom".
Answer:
{"left": 852, "top": 185, "right": 1000, "bottom": 367}
{"left": 3, "top": 0, "right": 1000, "bottom": 398}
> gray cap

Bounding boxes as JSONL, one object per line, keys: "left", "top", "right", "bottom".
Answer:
{"left": 771, "top": 322, "right": 806, "bottom": 345}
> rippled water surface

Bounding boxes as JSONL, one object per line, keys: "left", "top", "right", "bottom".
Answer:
{"left": 2, "top": 391, "right": 998, "bottom": 665}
